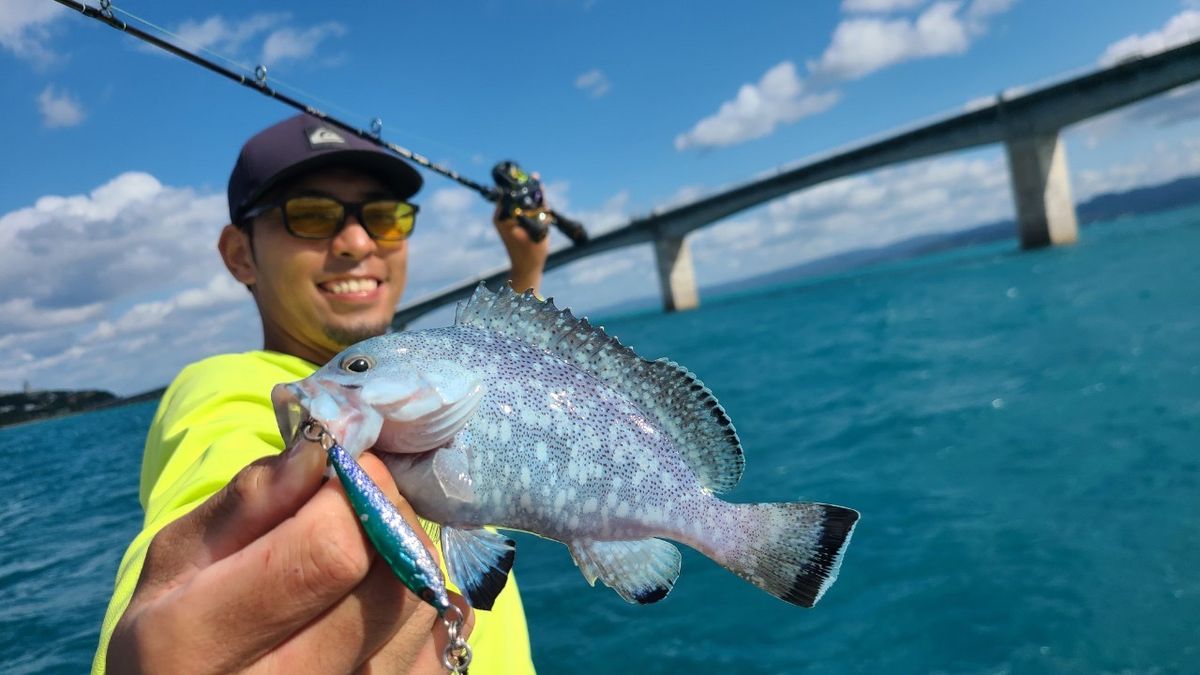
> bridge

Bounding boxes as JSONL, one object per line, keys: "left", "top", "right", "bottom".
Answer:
{"left": 393, "top": 38, "right": 1200, "bottom": 328}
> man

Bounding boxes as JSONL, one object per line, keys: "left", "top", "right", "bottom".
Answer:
{"left": 94, "top": 114, "right": 548, "bottom": 673}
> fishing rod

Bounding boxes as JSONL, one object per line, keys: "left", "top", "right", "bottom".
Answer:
{"left": 53, "top": 0, "right": 589, "bottom": 245}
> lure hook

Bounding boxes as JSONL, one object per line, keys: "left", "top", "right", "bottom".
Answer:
{"left": 300, "top": 418, "right": 334, "bottom": 450}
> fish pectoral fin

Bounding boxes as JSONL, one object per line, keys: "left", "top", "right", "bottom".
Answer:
{"left": 431, "top": 443, "right": 477, "bottom": 503}
{"left": 361, "top": 361, "right": 485, "bottom": 453}
{"left": 441, "top": 527, "right": 516, "bottom": 610}
{"left": 568, "top": 538, "right": 681, "bottom": 605}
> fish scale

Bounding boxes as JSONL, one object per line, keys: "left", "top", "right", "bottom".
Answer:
{"left": 379, "top": 326, "right": 705, "bottom": 542}
{"left": 273, "top": 283, "right": 859, "bottom": 610}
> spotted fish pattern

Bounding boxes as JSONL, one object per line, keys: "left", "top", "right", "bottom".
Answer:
{"left": 273, "top": 284, "right": 859, "bottom": 610}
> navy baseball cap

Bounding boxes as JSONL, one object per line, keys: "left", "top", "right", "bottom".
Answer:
{"left": 227, "top": 114, "right": 424, "bottom": 224}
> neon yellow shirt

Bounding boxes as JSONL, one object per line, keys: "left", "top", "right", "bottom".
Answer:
{"left": 94, "top": 350, "right": 535, "bottom": 673}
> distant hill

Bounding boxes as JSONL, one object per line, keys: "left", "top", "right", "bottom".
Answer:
{"left": 0, "top": 385, "right": 167, "bottom": 428}
{"left": 595, "top": 173, "right": 1200, "bottom": 317}
{"left": 1077, "top": 174, "right": 1200, "bottom": 222}
{"left": 0, "top": 389, "right": 117, "bottom": 427}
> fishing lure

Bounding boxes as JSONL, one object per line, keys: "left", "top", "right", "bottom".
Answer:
{"left": 301, "top": 420, "right": 471, "bottom": 674}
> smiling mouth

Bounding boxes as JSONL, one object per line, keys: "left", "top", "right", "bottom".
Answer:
{"left": 320, "top": 278, "right": 381, "bottom": 294}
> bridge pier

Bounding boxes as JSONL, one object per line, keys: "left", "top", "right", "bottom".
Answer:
{"left": 653, "top": 233, "right": 699, "bottom": 312}
{"left": 1004, "top": 132, "right": 1079, "bottom": 249}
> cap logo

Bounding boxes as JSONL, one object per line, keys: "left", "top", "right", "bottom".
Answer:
{"left": 308, "top": 126, "right": 346, "bottom": 148}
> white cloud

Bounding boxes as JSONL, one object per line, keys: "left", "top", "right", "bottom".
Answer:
{"left": 568, "top": 189, "right": 630, "bottom": 237}
{"left": 569, "top": 255, "right": 636, "bottom": 286}
{"left": 170, "top": 13, "right": 288, "bottom": 54}
{"left": 842, "top": 0, "right": 926, "bottom": 13}
{"left": 656, "top": 185, "right": 707, "bottom": 211}
{"left": 155, "top": 13, "right": 346, "bottom": 67}
{"left": 1099, "top": 10, "right": 1200, "bottom": 66}
{"left": 675, "top": 0, "right": 1014, "bottom": 150}
{"left": 37, "top": 85, "right": 85, "bottom": 128}
{"left": 809, "top": 1, "right": 972, "bottom": 80}
{"left": 261, "top": 21, "right": 347, "bottom": 64}
{"left": 1070, "top": 136, "right": 1200, "bottom": 201}
{"left": 964, "top": 0, "right": 1015, "bottom": 23}
{"left": 405, "top": 187, "right": 512, "bottom": 294}
{"left": 675, "top": 62, "right": 841, "bottom": 150}
{"left": 0, "top": 172, "right": 258, "bottom": 394}
{"left": 0, "top": 298, "right": 103, "bottom": 332}
{"left": 0, "top": 0, "right": 65, "bottom": 65}
{"left": 575, "top": 69, "right": 611, "bottom": 98}
{"left": 679, "top": 151, "right": 1015, "bottom": 288}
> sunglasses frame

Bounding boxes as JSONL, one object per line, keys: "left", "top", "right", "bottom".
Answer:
{"left": 241, "top": 195, "right": 419, "bottom": 241}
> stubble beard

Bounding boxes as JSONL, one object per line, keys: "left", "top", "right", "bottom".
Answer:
{"left": 323, "top": 318, "right": 391, "bottom": 348}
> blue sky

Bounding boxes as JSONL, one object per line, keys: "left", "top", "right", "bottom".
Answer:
{"left": 4, "top": 0, "right": 1200, "bottom": 394}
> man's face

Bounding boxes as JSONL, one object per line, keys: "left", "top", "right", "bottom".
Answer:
{"left": 229, "top": 166, "right": 411, "bottom": 364}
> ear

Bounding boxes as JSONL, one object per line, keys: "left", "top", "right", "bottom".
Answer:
{"left": 218, "top": 224, "right": 257, "bottom": 286}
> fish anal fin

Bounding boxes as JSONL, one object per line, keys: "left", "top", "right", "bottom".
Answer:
{"left": 441, "top": 527, "right": 515, "bottom": 610}
{"left": 568, "top": 538, "right": 681, "bottom": 605}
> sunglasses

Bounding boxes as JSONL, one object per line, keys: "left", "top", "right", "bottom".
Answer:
{"left": 242, "top": 195, "right": 419, "bottom": 241}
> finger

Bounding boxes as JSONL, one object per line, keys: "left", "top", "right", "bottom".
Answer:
{"left": 138, "top": 436, "right": 326, "bottom": 589}
{"left": 359, "top": 590, "right": 474, "bottom": 675}
{"left": 273, "top": 558, "right": 437, "bottom": 674}
{"left": 152, "top": 451, "right": 391, "bottom": 670}
{"left": 259, "top": 454, "right": 444, "bottom": 673}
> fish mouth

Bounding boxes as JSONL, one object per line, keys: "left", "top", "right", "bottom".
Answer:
{"left": 271, "top": 379, "right": 384, "bottom": 457}
{"left": 272, "top": 382, "right": 309, "bottom": 448}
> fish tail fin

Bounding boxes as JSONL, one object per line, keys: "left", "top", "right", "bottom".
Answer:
{"left": 716, "top": 501, "right": 859, "bottom": 608}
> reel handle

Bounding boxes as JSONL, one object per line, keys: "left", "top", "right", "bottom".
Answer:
{"left": 515, "top": 214, "right": 549, "bottom": 242}
{"left": 550, "top": 211, "right": 588, "bottom": 245}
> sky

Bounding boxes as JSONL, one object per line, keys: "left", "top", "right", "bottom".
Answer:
{"left": 4, "top": 0, "right": 1200, "bottom": 395}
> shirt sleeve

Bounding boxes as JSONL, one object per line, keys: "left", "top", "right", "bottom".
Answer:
{"left": 93, "top": 355, "right": 287, "bottom": 674}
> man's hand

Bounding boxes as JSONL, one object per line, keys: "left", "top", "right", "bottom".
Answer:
{"left": 107, "top": 438, "right": 472, "bottom": 674}
{"left": 494, "top": 204, "right": 551, "bottom": 296}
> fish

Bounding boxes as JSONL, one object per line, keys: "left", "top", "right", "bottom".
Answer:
{"left": 272, "top": 283, "right": 859, "bottom": 611}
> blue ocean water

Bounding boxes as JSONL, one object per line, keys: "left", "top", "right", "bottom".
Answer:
{"left": 3, "top": 206, "right": 1198, "bottom": 674}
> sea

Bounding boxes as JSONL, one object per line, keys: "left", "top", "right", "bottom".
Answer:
{"left": 3, "top": 205, "right": 1198, "bottom": 674}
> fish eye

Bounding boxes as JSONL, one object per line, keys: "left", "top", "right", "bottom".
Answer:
{"left": 341, "top": 355, "right": 374, "bottom": 373}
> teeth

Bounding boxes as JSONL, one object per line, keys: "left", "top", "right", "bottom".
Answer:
{"left": 325, "top": 278, "right": 379, "bottom": 294}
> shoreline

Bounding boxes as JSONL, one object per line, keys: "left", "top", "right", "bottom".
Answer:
{"left": 0, "top": 387, "right": 165, "bottom": 429}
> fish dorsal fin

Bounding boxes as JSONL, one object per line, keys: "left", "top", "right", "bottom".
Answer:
{"left": 456, "top": 283, "right": 744, "bottom": 492}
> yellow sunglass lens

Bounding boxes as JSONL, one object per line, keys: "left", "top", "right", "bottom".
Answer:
{"left": 285, "top": 198, "right": 343, "bottom": 236}
{"left": 363, "top": 201, "right": 415, "bottom": 240}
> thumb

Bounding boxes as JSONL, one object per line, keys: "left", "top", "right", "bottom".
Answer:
{"left": 141, "top": 436, "right": 327, "bottom": 583}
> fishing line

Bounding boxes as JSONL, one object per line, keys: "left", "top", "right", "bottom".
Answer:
{"left": 54, "top": 0, "right": 497, "bottom": 197}
{"left": 115, "top": 7, "right": 351, "bottom": 130}
{"left": 54, "top": 0, "right": 590, "bottom": 245}
{"left": 113, "top": 3, "right": 471, "bottom": 161}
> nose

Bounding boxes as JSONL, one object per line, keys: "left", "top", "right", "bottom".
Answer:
{"left": 331, "top": 214, "right": 376, "bottom": 260}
